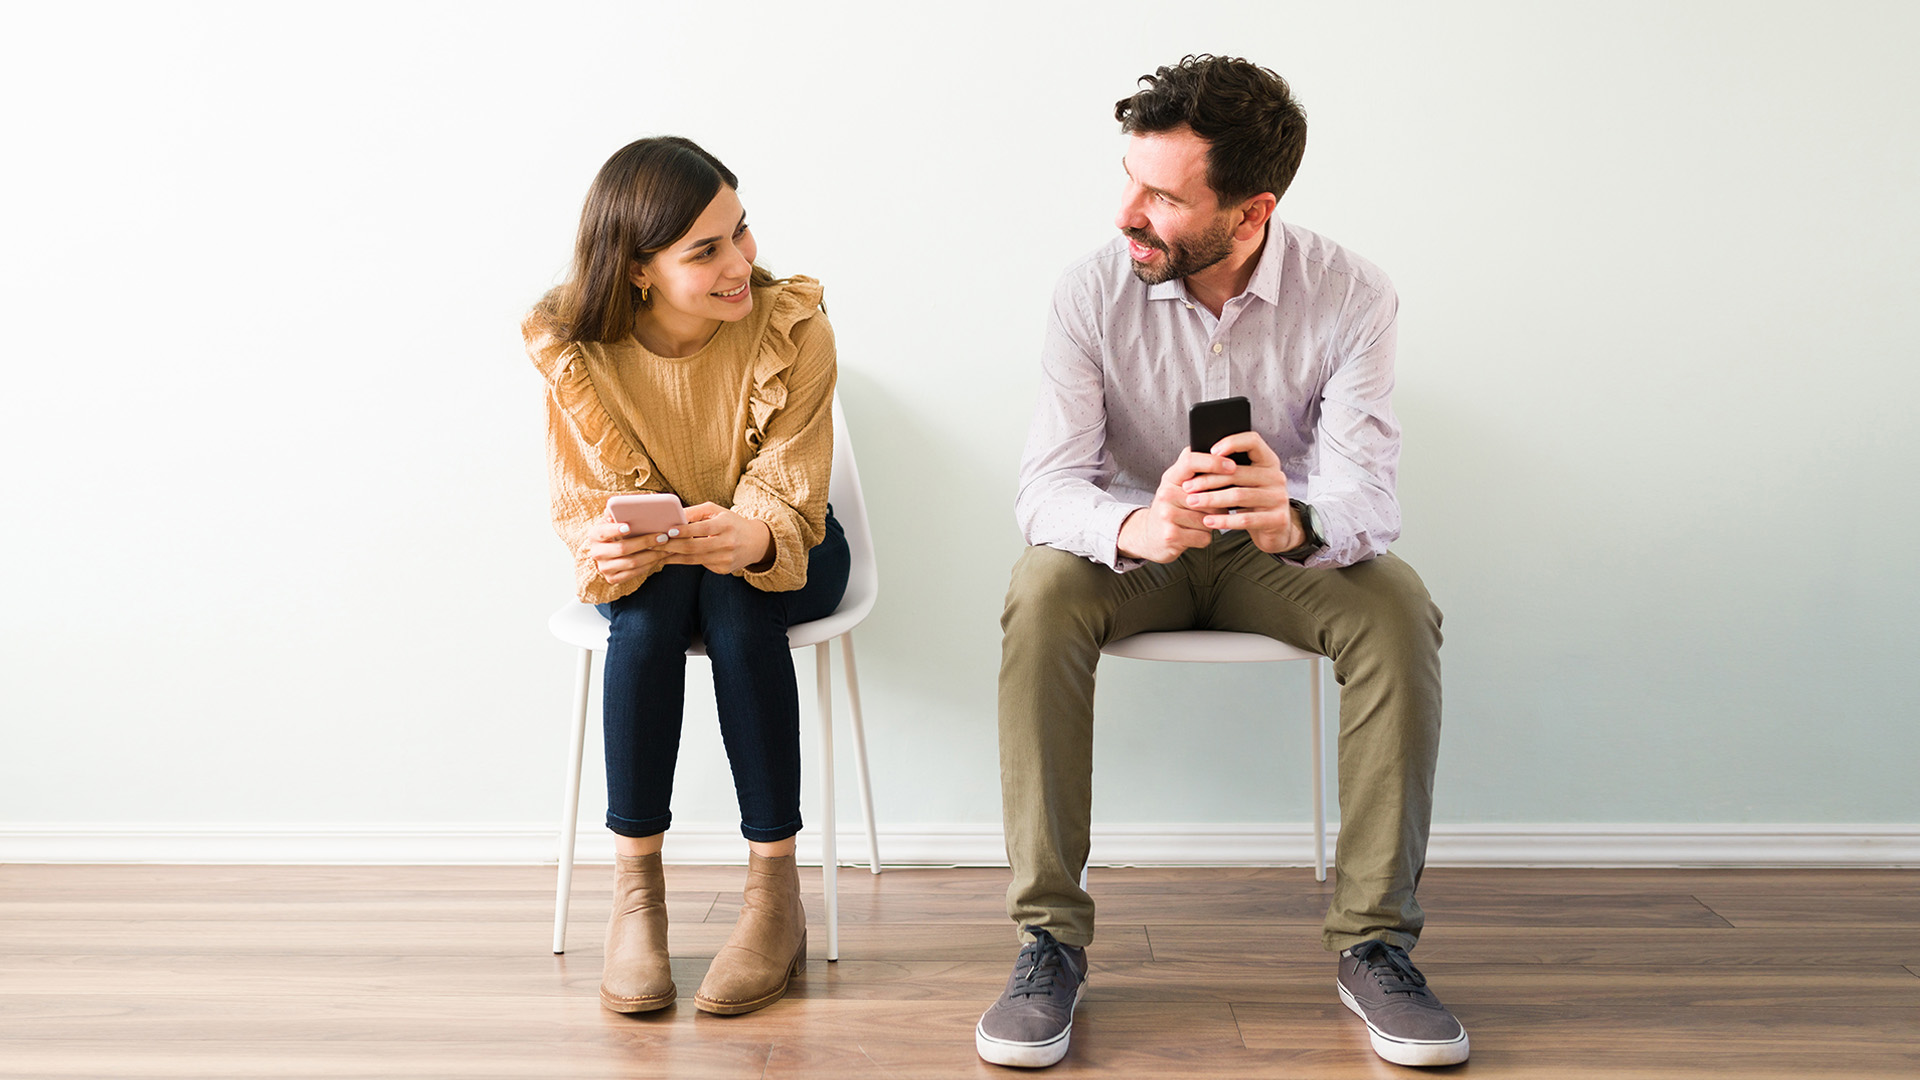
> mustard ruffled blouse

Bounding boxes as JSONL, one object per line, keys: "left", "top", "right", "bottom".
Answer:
{"left": 524, "top": 277, "right": 836, "bottom": 604}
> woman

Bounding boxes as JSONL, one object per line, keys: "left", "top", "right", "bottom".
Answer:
{"left": 523, "top": 136, "right": 847, "bottom": 1016}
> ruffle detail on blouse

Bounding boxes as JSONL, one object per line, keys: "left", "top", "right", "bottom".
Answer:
{"left": 546, "top": 342, "right": 651, "bottom": 487}
{"left": 744, "top": 276, "right": 825, "bottom": 453}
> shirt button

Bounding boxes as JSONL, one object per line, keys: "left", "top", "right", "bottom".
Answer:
{"left": 1211, "top": 343, "right": 1223, "bottom": 354}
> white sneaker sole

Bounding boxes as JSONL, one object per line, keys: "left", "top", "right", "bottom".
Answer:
{"left": 975, "top": 981, "right": 1087, "bottom": 1068}
{"left": 1338, "top": 981, "right": 1470, "bottom": 1067}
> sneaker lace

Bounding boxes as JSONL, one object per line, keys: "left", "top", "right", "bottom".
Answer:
{"left": 1009, "top": 928, "right": 1070, "bottom": 999}
{"left": 1351, "top": 940, "right": 1428, "bottom": 995}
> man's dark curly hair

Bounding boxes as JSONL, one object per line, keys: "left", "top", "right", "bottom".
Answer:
{"left": 1114, "top": 54, "right": 1308, "bottom": 206}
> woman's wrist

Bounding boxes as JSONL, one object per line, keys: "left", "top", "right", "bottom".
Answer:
{"left": 743, "top": 517, "right": 776, "bottom": 573}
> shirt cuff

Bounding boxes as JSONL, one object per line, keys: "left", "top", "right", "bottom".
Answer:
{"left": 1296, "top": 499, "right": 1360, "bottom": 569}
{"left": 1095, "top": 500, "right": 1149, "bottom": 573}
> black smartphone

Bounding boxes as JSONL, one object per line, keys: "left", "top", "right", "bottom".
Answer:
{"left": 1189, "top": 396, "right": 1253, "bottom": 466}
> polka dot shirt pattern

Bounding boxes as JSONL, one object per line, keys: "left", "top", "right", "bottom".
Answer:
{"left": 1014, "top": 222, "right": 1402, "bottom": 572}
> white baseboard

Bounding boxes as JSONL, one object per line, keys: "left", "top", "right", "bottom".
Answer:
{"left": 3, "top": 822, "right": 1917, "bottom": 867}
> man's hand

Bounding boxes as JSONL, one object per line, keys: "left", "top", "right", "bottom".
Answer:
{"left": 1181, "top": 431, "right": 1306, "bottom": 554}
{"left": 1117, "top": 451, "right": 1221, "bottom": 563}
{"left": 656, "top": 503, "right": 775, "bottom": 575}
{"left": 583, "top": 517, "right": 672, "bottom": 585}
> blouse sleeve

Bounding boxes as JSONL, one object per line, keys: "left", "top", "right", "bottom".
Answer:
{"left": 731, "top": 288, "right": 837, "bottom": 592}
{"left": 525, "top": 318, "right": 666, "bottom": 605}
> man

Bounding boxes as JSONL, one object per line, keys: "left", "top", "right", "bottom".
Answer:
{"left": 974, "top": 55, "right": 1467, "bottom": 1069}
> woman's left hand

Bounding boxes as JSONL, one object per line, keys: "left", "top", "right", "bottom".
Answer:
{"left": 657, "top": 503, "right": 775, "bottom": 575}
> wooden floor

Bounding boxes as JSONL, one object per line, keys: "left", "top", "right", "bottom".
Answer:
{"left": 2, "top": 864, "right": 1917, "bottom": 1078}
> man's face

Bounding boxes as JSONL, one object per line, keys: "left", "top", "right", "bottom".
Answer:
{"left": 1115, "top": 128, "right": 1236, "bottom": 285}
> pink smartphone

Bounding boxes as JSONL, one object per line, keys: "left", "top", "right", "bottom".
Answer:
{"left": 605, "top": 493, "right": 686, "bottom": 535}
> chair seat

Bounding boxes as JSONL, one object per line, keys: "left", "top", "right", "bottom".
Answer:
{"left": 1099, "top": 628, "right": 1332, "bottom": 881}
{"left": 548, "top": 602, "right": 863, "bottom": 655}
{"left": 1101, "top": 630, "right": 1321, "bottom": 664}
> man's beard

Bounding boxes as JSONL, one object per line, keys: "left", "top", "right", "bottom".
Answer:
{"left": 1123, "top": 215, "right": 1235, "bottom": 285}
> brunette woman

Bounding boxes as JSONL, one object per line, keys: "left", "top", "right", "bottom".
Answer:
{"left": 523, "top": 136, "right": 847, "bottom": 1016}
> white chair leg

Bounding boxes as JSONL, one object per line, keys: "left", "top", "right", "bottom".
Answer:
{"left": 839, "top": 632, "right": 881, "bottom": 875}
{"left": 554, "top": 647, "right": 594, "bottom": 954}
{"left": 815, "top": 641, "right": 839, "bottom": 962}
{"left": 1310, "top": 656, "right": 1327, "bottom": 883}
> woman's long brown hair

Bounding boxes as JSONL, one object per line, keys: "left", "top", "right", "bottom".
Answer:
{"left": 537, "top": 136, "right": 774, "bottom": 345}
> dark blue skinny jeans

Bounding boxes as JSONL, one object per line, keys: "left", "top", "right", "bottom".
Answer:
{"left": 597, "top": 508, "right": 849, "bottom": 843}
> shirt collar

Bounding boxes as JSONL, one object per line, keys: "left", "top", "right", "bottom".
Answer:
{"left": 1144, "top": 222, "right": 1284, "bottom": 308}
{"left": 1244, "top": 221, "right": 1283, "bottom": 306}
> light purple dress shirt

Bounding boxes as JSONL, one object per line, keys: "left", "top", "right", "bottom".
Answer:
{"left": 1015, "top": 221, "right": 1402, "bottom": 572}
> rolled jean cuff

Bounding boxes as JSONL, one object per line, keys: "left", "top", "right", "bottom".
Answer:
{"left": 741, "top": 816, "right": 802, "bottom": 844}
{"left": 607, "top": 809, "right": 672, "bottom": 839}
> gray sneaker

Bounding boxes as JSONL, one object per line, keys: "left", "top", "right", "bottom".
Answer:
{"left": 1337, "top": 940, "right": 1470, "bottom": 1066}
{"left": 975, "top": 928, "right": 1087, "bottom": 1068}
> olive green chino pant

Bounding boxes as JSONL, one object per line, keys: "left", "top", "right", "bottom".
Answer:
{"left": 998, "top": 533, "right": 1443, "bottom": 953}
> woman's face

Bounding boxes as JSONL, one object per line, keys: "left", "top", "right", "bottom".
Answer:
{"left": 632, "top": 185, "right": 757, "bottom": 327}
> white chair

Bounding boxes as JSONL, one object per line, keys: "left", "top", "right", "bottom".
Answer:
{"left": 1099, "top": 631, "right": 1331, "bottom": 881}
{"left": 548, "top": 398, "right": 881, "bottom": 960}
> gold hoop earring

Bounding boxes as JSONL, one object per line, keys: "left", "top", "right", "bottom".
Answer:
{"left": 640, "top": 284, "right": 649, "bottom": 303}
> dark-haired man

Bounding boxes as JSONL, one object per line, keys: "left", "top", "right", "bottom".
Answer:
{"left": 974, "top": 56, "right": 1467, "bottom": 1069}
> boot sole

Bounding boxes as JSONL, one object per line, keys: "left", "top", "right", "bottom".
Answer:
{"left": 599, "top": 984, "right": 676, "bottom": 1014}
{"left": 694, "top": 930, "right": 807, "bottom": 1016}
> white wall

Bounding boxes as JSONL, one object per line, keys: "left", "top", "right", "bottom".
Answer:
{"left": 3, "top": 1, "right": 1916, "bottom": 858}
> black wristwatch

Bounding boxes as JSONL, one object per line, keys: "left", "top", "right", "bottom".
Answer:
{"left": 1274, "top": 499, "right": 1326, "bottom": 562}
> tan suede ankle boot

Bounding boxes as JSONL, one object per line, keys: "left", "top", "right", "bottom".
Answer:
{"left": 694, "top": 852, "right": 807, "bottom": 1015}
{"left": 599, "top": 852, "right": 675, "bottom": 1013}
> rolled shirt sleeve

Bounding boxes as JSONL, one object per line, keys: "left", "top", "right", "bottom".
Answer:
{"left": 1015, "top": 270, "right": 1150, "bottom": 572}
{"left": 1298, "top": 284, "right": 1401, "bottom": 569}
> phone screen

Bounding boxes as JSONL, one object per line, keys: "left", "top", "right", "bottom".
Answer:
{"left": 1189, "top": 396, "right": 1253, "bottom": 466}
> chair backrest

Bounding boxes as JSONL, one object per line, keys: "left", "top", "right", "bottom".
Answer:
{"left": 827, "top": 396, "right": 879, "bottom": 625}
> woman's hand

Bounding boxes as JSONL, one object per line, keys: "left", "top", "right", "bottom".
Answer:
{"left": 582, "top": 517, "right": 673, "bottom": 585}
{"left": 657, "top": 503, "right": 774, "bottom": 575}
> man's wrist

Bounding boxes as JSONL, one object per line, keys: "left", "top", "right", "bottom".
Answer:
{"left": 1273, "top": 500, "right": 1326, "bottom": 561}
{"left": 1114, "top": 507, "right": 1145, "bottom": 561}
{"left": 1281, "top": 503, "right": 1307, "bottom": 550}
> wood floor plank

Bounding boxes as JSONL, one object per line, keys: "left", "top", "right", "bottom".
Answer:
{"left": 0, "top": 919, "right": 1146, "bottom": 963}
{"left": 1412, "top": 866, "right": 1920, "bottom": 894}
{"left": 0, "top": 863, "right": 764, "bottom": 891}
{"left": 1145, "top": 923, "right": 1920, "bottom": 966}
{"left": 1233, "top": 1002, "right": 1920, "bottom": 1077}
{"left": 0, "top": 1040, "right": 777, "bottom": 1080}
{"left": 0, "top": 895, "right": 722, "bottom": 924}
{"left": 1057, "top": 868, "right": 1730, "bottom": 929}
{"left": 1088, "top": 960, "right": 1920, "bottom": 1006}
{"left": 4, "top": 864, "right": 1917, "bottom": 1078}
{"left": 0, "top": 919, "right": 591, "bottom": 957}
{"left": 20, "top": 954, "right": 1905, "bottom": 1010}
{"left": 18, "top": 951, "right": 1902, "bottom": 1013}
{"left": 761, "top": 1039, "right": 898, "bottom": 1078}
{"left": 1688, "top": 890, "right": 1920, "bottom": 928}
